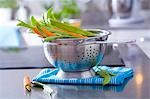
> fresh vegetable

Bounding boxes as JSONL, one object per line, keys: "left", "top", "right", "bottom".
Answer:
{"left": 32, "top": 27, "right": 43, "bottom": 37}
{"left": 96, "top": 68, "right": 116, "bottom": 86}
{"left": 17, "top": 8, "right": 96, "bottom": 42}
{"left": 17, "top": 20, "right": 33, "bottom": 28}
{"left": 54, "top": 27, "right": 87, "bottom": 38}
{"left": 41, "top": 27, "right": 56, "bottom": 37}
{"left": 50, "top": 20, "right": 95, "bottom": 37}
{"left": 31, "top": 16, "right": 40, "bottom": 26}
{"left": 24, "top": 75, "right": 31, "bottom": 92}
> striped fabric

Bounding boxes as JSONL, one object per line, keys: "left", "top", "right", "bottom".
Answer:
{"left": 33, "top": 66, "right": 133, "bottom": 85}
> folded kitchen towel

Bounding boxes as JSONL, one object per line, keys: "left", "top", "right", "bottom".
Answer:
{"left": 33, "top": 66, "right": 133, "bottom": 85}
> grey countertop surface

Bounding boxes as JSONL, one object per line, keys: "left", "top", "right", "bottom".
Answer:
{"left": 0, "top": 15, "right": 150, "bottom": 98}
{"left": 0, "top": 43, "right": 150, "bottom": 99}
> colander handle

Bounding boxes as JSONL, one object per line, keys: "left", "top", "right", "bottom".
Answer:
{"left": 81, "top": 39, "right": 136, "bottom": 45}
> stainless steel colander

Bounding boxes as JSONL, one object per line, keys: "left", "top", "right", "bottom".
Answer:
{"left": 43, "top": 29, "right": 111, "bottom": 78}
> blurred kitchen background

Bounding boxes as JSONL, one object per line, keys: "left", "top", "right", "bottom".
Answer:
{"left": 0, "top": 0, "right": 150, "bottom": 60}
{"left": 0, "top": 0, "right": 150, "bottom": 26}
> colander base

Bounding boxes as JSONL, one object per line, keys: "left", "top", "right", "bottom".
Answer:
{"left": 56, "top": 69, "right": 95, "bottom": 79}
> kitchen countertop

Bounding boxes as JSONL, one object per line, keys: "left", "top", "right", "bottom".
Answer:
{"left": 0, "top": 42, "right": 150, "bottom": 99}
{"left": 0, "top": 19, "right": 150, "bottom": 98}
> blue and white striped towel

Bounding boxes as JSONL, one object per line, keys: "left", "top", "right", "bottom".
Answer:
{"left": 33, "top": 66, "right": 133, "bottom": 85}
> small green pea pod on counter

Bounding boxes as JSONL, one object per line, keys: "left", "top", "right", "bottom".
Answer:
{"left": 96, "top": 69, "right": 117, "bottom": 86}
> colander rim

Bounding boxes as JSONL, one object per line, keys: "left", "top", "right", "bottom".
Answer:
{"left": 46, "top": 29, "right": 111, "bottom": 42}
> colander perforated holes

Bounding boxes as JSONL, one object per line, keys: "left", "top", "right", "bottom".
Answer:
{"left": 64, "top": 60, "right": 67, "bottom": 61}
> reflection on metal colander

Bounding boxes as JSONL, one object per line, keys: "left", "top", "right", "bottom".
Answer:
{"left": 43, "top": 29, "right": 110, "bottom": 78}
{"left": 44, "top": 39, "right": 106, "bottom": 72}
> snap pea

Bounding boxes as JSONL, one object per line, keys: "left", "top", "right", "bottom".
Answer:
{"left": 45, "top": 27, "right": 71, "bottom": 36}
{"left": 103, "top": 74, "right": 111, "bottom": 86}
{"left": 44, "top": 36, "right": 61, "bottom": 42}
{"left": 36, "top": 25, "right": 47, "bottom": 37}
{"left": 47, "top": 8, "right": 57, "bottom": 21}
{"left": 50, "top": 20, "right": 95, "bottom": 37}
{"left": 17, "top": 20, "right": 33, "bottom": 29}
{"left": 17, "top": 7, "right": 99, "bottom": 41}
{"left": 96, "top": 69, "right": 116, "bottom": 86}
{"left": 31, "top": 16, "right": 40, "bottom": 26}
